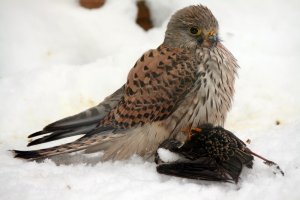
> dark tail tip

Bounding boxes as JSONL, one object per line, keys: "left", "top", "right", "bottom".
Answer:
{"left": 28, "top": 130, "right": 47, "bottom": 138}
{"left": 27, "top": 138, "right": 46, "bottom": 147}
{"left": 11, "top": 150, "right": 42, "bottom": 160}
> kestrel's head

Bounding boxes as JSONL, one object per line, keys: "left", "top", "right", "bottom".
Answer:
{"left": 164, "top": 5, "right": 219, "bottom": 49}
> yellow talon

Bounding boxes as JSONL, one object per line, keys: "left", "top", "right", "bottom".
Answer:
{"left": 191, "top": 127, "right": 202, "bottom": 133}
{"left": 181, "top": 127, "right": 202, "bottom": 140}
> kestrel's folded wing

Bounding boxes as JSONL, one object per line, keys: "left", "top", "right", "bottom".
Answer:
{"left": 99, "top": 45, "right": 198, "bottom": 129}
{"left": 27, "top": 85, "right": 124, "bottom": 146}
{"left": 14, "top": 45, "right": 199, "bottom": 160}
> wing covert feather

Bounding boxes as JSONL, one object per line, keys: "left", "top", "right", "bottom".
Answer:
{"left": 101, "top": 45, "right": 199, "bottom": 128}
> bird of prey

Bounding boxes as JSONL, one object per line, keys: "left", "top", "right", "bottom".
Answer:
{"left": 13, "top": 5, "right": 239, "bottom": 161}
{"left": 156, "top": 124, "right": 284, "bottom": 183}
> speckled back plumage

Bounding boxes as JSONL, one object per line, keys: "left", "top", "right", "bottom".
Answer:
{"left": 100, "top": 45, "right": 197, "bottom": 128}
{"left": 13, "top": 5, "right": 239, "bottom": 161}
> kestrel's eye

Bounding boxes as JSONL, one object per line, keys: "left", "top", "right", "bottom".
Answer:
{"left": 190, "top": 27, "right": 199, "bottom": 35}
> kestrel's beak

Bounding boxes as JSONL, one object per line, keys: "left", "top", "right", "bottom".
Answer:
{"left": 203, "top": 31, "right": 218, "bottom": 48}
{"left": 207, "top": 34, "right": 218, "bottom": 46}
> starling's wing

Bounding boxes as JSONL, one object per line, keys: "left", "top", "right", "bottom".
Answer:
{"left": 157, "top": 158, "right": 233, "bottom": 182}
{"left": 176, "top": 139, "right": 209, "bottom": 160}
{"left": 27, "top": 85, "right": 125, "bottom": 146}
{"left": 156, "top": 138, "right": 234, "bottom": 182}
{"left": 231, "top": 149, "right": 254, "bottom": 168}
{"left": 220, "top": 157, "right": 243, "bottom": 183}
{"left": 98, "top": 45, "right": 198, "bottom": 129}
{"left": 220, "top": 151, "right": 253, "bottom": 182}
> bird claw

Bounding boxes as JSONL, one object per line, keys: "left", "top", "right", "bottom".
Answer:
{"left": 263, "top": 161, "right": 284, "bottom": 176}
{"left": 246, "top": 149, "right": 285, "bottom": 176}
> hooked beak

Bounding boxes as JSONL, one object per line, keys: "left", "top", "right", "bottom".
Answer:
{"left": 207, "top": 34, "right": 219, "bottom": 47}
{"left": 196, "top": 30, "right": 219, "bottom": 48}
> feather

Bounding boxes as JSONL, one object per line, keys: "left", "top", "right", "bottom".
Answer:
{"left": 156, "top": 124, "right": 254, "bottom": 183}
{"left": 27, "top": 85, "right": 124, "bottom": 146}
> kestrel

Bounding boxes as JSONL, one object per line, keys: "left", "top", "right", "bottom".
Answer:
{"left": 156, "top": 124, "right": 284, "bottom": 182}
{"left": 13, "top": 5, "right": 239, "bottom": 161}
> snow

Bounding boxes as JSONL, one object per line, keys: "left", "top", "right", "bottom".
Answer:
{"left": 157, "top": 148, "right": 182, "bottom": 163}
{"left": 0, "top": 0, "right": 300, "bottom": 199}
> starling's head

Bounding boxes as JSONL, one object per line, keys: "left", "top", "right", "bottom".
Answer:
{"left": 164, "top": 5, "right": 219, "bottom": 49}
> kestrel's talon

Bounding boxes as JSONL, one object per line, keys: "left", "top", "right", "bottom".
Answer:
{"left": 181, "top": 127, "right": 202, "bottom": 140}
{"left": 187, "top": 127, "right": 202, "bottom": 140}
{"left": 191, "top": 127, "right": 202, "bottom": 133}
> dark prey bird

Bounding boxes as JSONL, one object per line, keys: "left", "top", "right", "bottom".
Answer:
{"left": 155, "top": 124, "right": 284, "bottom": 183}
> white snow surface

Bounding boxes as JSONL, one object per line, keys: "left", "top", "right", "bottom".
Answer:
{"left": 1, "top": 0, "right": 300, "bottom": 199}
{"left": 157, "top": 148, "right": 182, "bottom": 163}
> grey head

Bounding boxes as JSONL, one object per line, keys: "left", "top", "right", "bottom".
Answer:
{"left": 164, "top": 5, "right": 219, "bottom": 50}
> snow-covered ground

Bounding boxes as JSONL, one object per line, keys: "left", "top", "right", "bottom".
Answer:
{"left": 1, "top": 0, "right": 300, "bottom": 199}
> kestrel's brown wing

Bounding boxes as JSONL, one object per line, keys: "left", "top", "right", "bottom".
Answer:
{"left": 12, "top": 46, "right": 199, "bottom": 161}
{"left": 101, "top": 45, "right": 198, "bottom": 129}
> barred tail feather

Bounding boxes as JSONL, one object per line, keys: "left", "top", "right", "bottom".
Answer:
{"left": 12, "top": 140, "right": 92, "bottom": 160}
{"left": 12, "top": 127, "right": 117, "bottom": 160}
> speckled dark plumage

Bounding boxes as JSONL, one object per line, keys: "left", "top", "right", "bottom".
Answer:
{"left": 156, "top": 124, "right": 284, "bottom": 183}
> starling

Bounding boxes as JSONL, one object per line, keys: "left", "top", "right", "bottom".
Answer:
{"left": 156, "top": 124, "right": 284, "bottom": 183}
